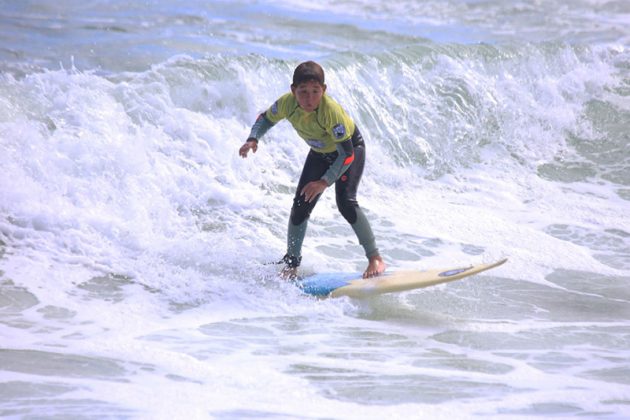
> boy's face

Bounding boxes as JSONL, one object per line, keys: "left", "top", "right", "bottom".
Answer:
{"left": 291, "top": 80, "right": 326, "bottom": 112}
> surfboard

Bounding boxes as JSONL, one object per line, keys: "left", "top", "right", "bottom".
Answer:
{"left": 297, "top": 258, "right": 507, "bottom": 298}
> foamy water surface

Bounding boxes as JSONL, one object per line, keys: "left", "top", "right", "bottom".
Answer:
{"left": 1, "top": 0, "right": 629, "bottom": 418}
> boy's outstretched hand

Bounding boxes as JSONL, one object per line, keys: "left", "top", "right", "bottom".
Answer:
{"left": 239, "top": 139, "right": 258, "bottom": 158}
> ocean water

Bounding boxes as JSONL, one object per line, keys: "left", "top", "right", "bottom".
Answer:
{"left": 1, "top": 0, "right": 629, "bottom": 418}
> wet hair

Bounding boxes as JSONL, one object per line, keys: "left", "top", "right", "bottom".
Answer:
{"left": 292, "top": 61, "right": 325, "bottom": 87}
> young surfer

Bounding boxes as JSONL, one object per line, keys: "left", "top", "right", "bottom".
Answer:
{"left": 239, "top": 61, "right": 386, "bottom": 279}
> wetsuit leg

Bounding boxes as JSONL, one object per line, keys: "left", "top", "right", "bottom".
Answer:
{"left": 335, "top": 128, "right": 379, "bottom": 258}
{"left": 286, "top": 150, "right": 328, "bottom": 263}
{"left": 335, "top": 143, "right": 364, "bottom": 224}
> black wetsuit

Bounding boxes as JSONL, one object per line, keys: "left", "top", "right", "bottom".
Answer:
{"left": 248, "top": 93, "right": 379, "bottom": 268}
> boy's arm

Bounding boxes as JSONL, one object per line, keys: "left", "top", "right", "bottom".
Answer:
{"left": 247, "top": 112, "right": 275, "bottom": 142}
{"left": 318, "top": 98, "right": 355, "bottom": 184}
{"left": 301, "top": 139, "right": 354, "bottom": 202}
{"left": 240, "top": 112, "right": 276, "bottom": 158}
{"left": 321, "top": 138, "right": 354, "bottom": 185}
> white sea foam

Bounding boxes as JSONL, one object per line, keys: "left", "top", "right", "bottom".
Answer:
{"left": 1, "top": 1, "right": 629, "bottom": 418}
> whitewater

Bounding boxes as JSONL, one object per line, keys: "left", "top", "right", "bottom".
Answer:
{"left": 1, "top": 0, "right": 629, "bottom": 418}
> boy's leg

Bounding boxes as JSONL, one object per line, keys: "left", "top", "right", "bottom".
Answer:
{"left": 336, "top": 130, "right": 386, "bottom": 277}
{"left": 335, "top": 142, "right": 379, "bottom": 259}
{"left": 285, "top": 151, "right": 328, "bottom": 267}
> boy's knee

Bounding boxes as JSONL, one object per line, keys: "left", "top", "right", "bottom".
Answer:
{"left": 290, "top": 199, "right": 312, "bottom": 226}
{"left": 337, "top": 198, "right": 358, "bottom": 224}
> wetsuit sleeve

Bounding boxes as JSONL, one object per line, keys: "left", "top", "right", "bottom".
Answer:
{"left": 265, "top": 94, "right": 293, "bottom": 124}
{"left": 247, "top": 113, "right": 275, "bottom": 141}
{"left": 319, "top": 98, "right": 356, "bottom": 185}
{"left": 247, "top": 93, "right": 293, "bottom": 141}
{"left": 321, "top": 138, "right": 354, "bottom": 186}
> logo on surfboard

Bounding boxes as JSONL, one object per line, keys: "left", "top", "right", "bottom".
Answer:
{"left": 438, "top": 267, "right": 471, "bottom": 277}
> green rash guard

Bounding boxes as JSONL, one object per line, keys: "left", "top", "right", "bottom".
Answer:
{"left": 248, "top": 93, "right": 356, "bottom": 185}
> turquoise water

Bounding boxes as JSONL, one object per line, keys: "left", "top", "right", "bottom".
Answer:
{"left": 1, "top": 0, "right": 629, "bottom": 418}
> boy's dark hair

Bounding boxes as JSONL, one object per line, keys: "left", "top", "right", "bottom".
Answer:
{"left": 292, "top": 61, "right": 325, "bottom": 87}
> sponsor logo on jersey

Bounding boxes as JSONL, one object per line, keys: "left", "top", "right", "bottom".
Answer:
{"left": 332, "top": 123, "right": 346, "bottom": 140}
{"left": 271, "top": 101, "right": 279, "bottom": 115}
{"left": 306, "top": 139, "right": 326, "bottom": 149}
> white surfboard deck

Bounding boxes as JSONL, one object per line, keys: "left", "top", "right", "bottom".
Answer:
{"left": 298, "top": 258, "right": 507, "bottom": 298}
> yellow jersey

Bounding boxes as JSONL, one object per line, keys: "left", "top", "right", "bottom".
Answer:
{"left": 264, "top": 93, "right": 355, "bottom": 154}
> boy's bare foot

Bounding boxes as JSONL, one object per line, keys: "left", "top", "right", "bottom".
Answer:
{"left": 280, "top": 265, "right": 298, "bottom": 280}
{"left": 363, "top": 255, "right": 386, "bottom": 278}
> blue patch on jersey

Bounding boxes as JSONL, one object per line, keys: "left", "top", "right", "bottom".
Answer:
{"left": 332, "top": 123, "right": 346, "bottom": 139}
{"left": 271, "top": 101, "right": 279, "bottom": 115}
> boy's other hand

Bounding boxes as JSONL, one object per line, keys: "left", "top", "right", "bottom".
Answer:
{"left": 239, "top": 139, "right": 258, "bottom": 158}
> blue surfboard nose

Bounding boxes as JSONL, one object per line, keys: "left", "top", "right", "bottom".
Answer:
{"left": 297, "top": 272, "right": 359, "bottom": 297}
